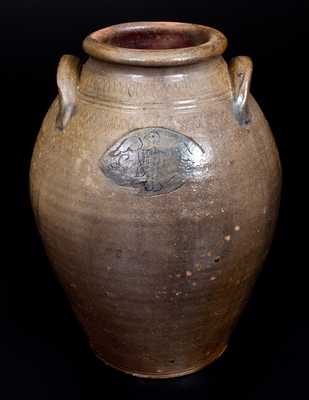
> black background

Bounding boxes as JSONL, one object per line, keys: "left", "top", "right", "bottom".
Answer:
{"left": 2, "top": 0, "right": 308, "bottom": 399}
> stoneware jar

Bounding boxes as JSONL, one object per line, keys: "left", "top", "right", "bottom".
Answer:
{"left": 30, "top": 21, "right": 281, "bottom": 378}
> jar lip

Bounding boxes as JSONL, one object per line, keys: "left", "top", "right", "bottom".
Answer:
{"left": 82, "top": 21, "right": 227, "bottom": 67}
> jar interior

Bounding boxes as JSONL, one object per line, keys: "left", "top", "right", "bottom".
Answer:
{"left": 105, "top": 28, "right": 210, "bottom": 50}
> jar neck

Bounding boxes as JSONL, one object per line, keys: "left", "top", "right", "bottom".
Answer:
{"left": 78, "top": 56, "right": 232, "bottom": 109}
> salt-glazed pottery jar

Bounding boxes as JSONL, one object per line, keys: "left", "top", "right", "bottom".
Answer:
{"left": 30, "top": 21, "right": 281, "bottom": 378}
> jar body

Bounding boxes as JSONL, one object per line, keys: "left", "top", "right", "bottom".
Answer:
{"left": 30, "top": 55, "right": 281, "bottom": 378}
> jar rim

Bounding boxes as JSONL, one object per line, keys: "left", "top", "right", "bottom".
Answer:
{"left": 82, "top": 21, "right": 227, "bottom": 67}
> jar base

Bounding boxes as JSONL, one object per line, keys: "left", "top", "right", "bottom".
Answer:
{"left": 94, "top": 344, "right": 228, "bottom": 379}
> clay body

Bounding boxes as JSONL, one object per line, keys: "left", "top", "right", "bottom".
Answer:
{"left": 30, "top": 22, "right": 281, "bottom": 378}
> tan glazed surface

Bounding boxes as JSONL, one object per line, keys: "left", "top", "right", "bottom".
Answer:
{"left": 30, "top": 22, "right": 282, "bottom": 378}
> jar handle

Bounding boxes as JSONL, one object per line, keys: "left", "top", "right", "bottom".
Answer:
{"left": 228, "top": 56, "right": 253, "bottom": 125}
{"left": 56, "top": 55, "right": 81, "bottom": 130}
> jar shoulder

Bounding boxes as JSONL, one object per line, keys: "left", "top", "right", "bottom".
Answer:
{"left": 30, "top": 91, "right": 281, "bottom": 190}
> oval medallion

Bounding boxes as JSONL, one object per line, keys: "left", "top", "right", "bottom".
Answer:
{"left": 99, "top": 127, "right": 205, "bottom": 195}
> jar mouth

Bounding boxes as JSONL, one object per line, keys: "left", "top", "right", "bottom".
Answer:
{"left": 83, "top": 21, "right": 227, "bottom": 67}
